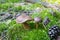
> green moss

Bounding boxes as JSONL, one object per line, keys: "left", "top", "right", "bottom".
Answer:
{"left": 0, "top": 0, "right": 60, "bottom": 40}
{"left": 22, "top": 30, "right": 50, "bottom": 40}
{"left": 0, "top": 23, "right": 8, "bottom": 33}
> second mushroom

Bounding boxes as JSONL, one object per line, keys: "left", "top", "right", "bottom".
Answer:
{"left": 16, "top": 14, "right": 33, "bottom": 30}
{"left": 34, "top": 17, "right": 42, "bottom": 29}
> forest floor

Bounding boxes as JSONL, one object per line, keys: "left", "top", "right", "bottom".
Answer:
{"left": 0, "top": 0, "right": 60, "bottom": 40}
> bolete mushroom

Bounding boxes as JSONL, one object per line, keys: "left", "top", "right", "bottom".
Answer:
{"left": 16, "top": 14, "right": 32, "bottom": 30}
{"left": 34, "top": 17, "right": 42, "bottom": 29}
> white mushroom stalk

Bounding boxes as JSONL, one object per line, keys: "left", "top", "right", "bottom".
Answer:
{"left": 34, "top": 17, "right": 42, "bottom": 29}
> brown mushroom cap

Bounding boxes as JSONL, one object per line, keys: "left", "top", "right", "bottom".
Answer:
{"left": 16, "top": 14, "right": 32, "bottom": 23}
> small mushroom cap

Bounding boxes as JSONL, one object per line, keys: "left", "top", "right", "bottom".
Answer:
{"left": 16, "top": 14, "right": 32, "bottom": 23}
{"left": 34, "top": 17, "right": 41, "bottom": 22}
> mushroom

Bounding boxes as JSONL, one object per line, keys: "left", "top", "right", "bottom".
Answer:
{"left": 16, "top": 14, "right": 32, "bottom": 30}
{"left": 34, "top": 17, "right": 42, "bottom": 29}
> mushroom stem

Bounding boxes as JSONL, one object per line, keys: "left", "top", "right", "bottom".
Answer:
{"left": 23, "top": 22, "right": 30, "bottom": 29}
{"left": 35, "top": 23, "right": 39, "bottom": 29}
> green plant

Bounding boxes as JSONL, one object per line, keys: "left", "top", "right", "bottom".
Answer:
{"left": 7, "top": 24, "right": 23, "bottom": 40}
{"left": 0, "top": 23, "right": 8, "bottom": 33}
{"left": 22, "top": 29, "right": 50, "bottom": 40}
